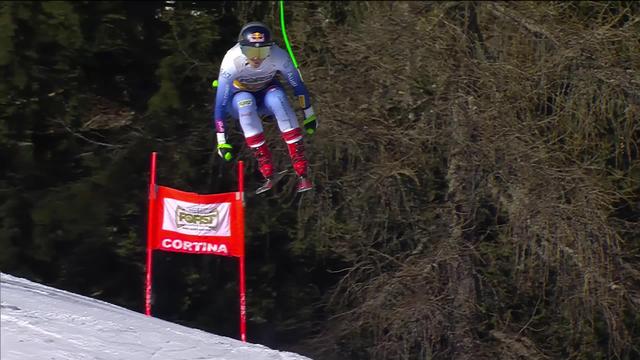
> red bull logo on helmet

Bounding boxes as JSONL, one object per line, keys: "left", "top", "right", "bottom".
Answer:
{"left": 249, "top": 32, "right": 265, "bottom": 43}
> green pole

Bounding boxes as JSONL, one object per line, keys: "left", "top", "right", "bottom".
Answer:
{"left": 279, "top": 0, "right": 299, "bottom": 69}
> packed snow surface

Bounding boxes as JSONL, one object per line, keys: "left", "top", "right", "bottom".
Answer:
{"left": 1, "top": 273, "right": 312, "bottom": 360}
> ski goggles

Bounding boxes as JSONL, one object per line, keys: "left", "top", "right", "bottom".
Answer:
{"left": 241, "top": 45, "right": 271, "bottom": 59}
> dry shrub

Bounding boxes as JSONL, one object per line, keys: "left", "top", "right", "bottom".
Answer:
{"left": 286, "top": 2, "right": 639, "bottom": 359}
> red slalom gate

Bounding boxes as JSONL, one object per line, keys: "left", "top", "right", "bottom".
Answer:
{"left": 145, "top": 152, "right": 247, "bottom": 342}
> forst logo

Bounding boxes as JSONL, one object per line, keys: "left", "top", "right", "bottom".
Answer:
{"left": 175, "top": 205, "right": 219, "bottom": 231}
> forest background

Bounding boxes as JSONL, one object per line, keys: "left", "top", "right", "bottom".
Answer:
{"left": 1, "top": 1, "right": 639, "bottom": 359}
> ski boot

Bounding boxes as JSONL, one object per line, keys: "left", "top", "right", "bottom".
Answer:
{"left": 296, "top": 175, "right": 313, "bottom": 193}
{"left": 282, "top": 128, "right": 313, "bottom": 193}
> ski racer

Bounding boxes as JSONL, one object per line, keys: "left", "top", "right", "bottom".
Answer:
{"left": 212, "top": 21, "right": 318, "bottom": 194}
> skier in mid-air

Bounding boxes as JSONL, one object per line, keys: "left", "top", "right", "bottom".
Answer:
{"left": 212, "top": 21, "right": 318, "bottom": 194}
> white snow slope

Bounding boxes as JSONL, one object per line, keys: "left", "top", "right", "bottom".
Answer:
{"left": 0, "top": 273, "right": 312, "bottom": 360}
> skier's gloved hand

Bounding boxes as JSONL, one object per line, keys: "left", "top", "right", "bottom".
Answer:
{"left": 216, "top": 132, "right": 233, "bottom": 162}
{"left": 303, "top": 106, "right": 318, "bottom": 135}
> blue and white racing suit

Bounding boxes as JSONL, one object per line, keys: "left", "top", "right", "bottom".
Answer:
{"left": 212, "top": 44, "right": 315, "bottom": 178}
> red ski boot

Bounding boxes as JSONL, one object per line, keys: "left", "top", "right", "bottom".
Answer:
{"left": 247, "top": 133, "right": 277, "bottom": 195}
{"left": 296, "top": 175, "right": 313, "bottom": 193}
{"left": 282, "top": 128, "right": 313, "bottom": 193}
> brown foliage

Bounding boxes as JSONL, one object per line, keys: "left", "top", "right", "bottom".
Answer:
{"left": 284, "top": 1, "right": 640, "bottom": 359}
